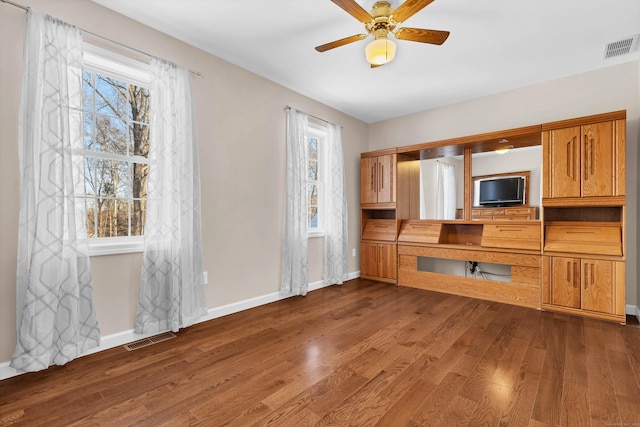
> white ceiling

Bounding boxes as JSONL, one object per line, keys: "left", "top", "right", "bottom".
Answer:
{"left": 92, "top": 0, "right": 640, "bottom": 123}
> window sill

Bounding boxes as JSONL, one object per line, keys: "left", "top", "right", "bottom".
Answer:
{"left": 308, "top": 231, "right": 326, "bottom": 239}
{"left": 88, "top": 238, "right": 144, "bottom": 257}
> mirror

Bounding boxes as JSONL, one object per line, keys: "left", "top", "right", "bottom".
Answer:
{"left": 471, "top": 145, "right": 542, "bottom": 208}
{"left": 418, "top": 145, "right": 542, "bottom": 220}
{"left": 419, "top": 156, "right": 464, "bottom": 219}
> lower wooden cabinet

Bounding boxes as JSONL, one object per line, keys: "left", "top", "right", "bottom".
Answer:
{"left": 361, "top": 242, "right": 397, "bottom": 283}
{"left": 542, "top": 256, "right": 625, "bottom": 321}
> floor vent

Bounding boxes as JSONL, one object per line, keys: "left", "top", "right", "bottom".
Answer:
{"left": 123, "top": 331, "right": 177, "bottom": 351}
{"left": 604, "top": 35, "right": 639, "bottom": 59}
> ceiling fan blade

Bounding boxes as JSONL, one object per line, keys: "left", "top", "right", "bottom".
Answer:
{"left": 394, "top": 27, "right": 450, "bottom": 45}
{"left": 392, "top": 0, "right": 436, "bottom": 23}
{"left": 315, "top": 34, "right": 368, "bottom": 52}
{"left": 330, "top": 0, "right": 374, "bottom": 24}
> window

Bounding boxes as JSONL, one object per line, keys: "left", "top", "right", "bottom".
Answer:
{"left": 306, "top": 122, "right": 327, "bottom": 236}
{"left": 81, "top": 45, "right": 150, "bottom": 255}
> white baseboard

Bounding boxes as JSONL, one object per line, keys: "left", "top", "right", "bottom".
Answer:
{"left": 0, "top": 272, "right": 361, "bottom": 381}
{"left": 626, "top": 304, "right": 640, "bottom": 323}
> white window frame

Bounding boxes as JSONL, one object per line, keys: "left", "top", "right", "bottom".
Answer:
{"left": 81, "top": 44, "right": 150, "bottom": 256}
{"left": 307, "top": 122, "right": 328, "bottom": 238}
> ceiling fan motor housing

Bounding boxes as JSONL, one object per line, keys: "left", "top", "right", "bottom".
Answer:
{"left": 367, "top": 1, "right": 397, "bottom": 37}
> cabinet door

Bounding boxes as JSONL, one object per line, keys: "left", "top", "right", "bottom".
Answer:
{"left": 545, "top": 127, "right": 581, "bottom": 198}
{"left": 377, "top": 243, "right": 397, "bottom": 280}
{"left": 377, "top": 155, "right": 396, "bottom": 204}
{"left": 581, "top": 259, "right": 614, "bottom": 313}
{"left": 581, "top": 122, "right": 614, "bottom": 197}
{"left": 549, "top": 257, "right": 580, "bottom": 308}
{"left": 360, "top": 242, "right": 378, "bottom": 277}
{"left": 361, "top": 157, "right": 378, "bottom": 204}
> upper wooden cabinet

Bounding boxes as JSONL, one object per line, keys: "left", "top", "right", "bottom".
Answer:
{"left": 542, "top": 113, "right": 625, "bottom": 200}
{"left": 361, "top": 151, "right": 397, "bottom": 206}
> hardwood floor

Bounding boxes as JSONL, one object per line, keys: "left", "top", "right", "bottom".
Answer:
{"left": 1, "top": 278, "right": 639, "bottom": 426}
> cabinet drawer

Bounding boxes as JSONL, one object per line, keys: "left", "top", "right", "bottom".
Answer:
{"left": 362, "top": 219, "right": 397, "bottom": 241}
{"left": 472, "top": 209, "right": 501, "bottom": 217}
{"left": 504, "top": 207, "right": 535, "bottom": 216}
{"left": 494, "top": 214, "right": 533, "bottom": 221}
{"left": 481, "top": 223, "right": 541, "bottom": 251}
{"left": 398, "top": 221, "right": 443, "bottom": 244}
{"left": 544, "top": 222, "right": 622, "bottom": 256}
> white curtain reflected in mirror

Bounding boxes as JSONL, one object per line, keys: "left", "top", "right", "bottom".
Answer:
{"left": 436, "top": 162, "right": 456, "bottom": 219}
{"left": 420, "top": 158, "right": 462, "bottom": 219}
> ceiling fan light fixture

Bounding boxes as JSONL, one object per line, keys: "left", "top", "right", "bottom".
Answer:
{"left": 365, "top": 37, "right": 396, "bottom": 65}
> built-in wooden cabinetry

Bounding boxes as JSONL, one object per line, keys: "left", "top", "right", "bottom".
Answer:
{"left": 543, "top": 114, "right": 625, "bottom": 199}
{"left": 542, "top": 256, "right": 625, "bottom": 317}
{"left": 360, "top": 110, "right": 627, "bottom": 323}
{"left": 361, "top": 242, "right": 397, "bottom": 282}
{"left": 541, "top": 111, "right": 626, "bottom": 323}
{"left": 397, "top": 221, "right": 541, "bottom": 308}
{"left": 360, "top": 149, "right": 399, "bottom": 283}
{"left": 361, "top": 150, "right": 397, "bottom": 207}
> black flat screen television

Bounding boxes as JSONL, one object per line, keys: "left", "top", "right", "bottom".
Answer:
{"left": 478, "top": 177, "right": 525, "bottom": 207}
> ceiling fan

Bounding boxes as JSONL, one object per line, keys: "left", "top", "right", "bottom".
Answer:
{"left": 315, "top": 0, "right": 450, "bottom": 67}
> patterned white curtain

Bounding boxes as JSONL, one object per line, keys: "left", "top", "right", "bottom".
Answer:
{"left": 435, "top": 161, "right": 457, "bottom": 220}
{"left": 280, "top": 108, "right": 309, "bottom": 296}
{"left": 134, "top": 58, "right": 206, "bottom": 334}
{"left": 324, "top": 123, "right": 348, "bottom": 285}
{"left": 12, "top": 10, "right": 100, "bottom": 372}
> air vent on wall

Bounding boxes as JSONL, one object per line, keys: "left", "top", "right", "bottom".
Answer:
{"left": 604, "top": 35, "right": 639, "bottom": 59}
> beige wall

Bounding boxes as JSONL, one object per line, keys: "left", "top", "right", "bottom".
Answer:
{"left": 0, "top": 0, "right": 369, "bottom": 363}
{"left": 369, "top": 61, "right": 640, "bottom": 308}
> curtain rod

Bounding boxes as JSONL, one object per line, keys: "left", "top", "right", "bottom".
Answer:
{"left": 284, "top": 105, "right": 340, "bottom": 127}
{"left": 1, "top": 0, "right": 202, "bottom": 77}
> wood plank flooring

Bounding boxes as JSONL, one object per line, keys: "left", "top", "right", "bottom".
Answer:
{"left": 1, "top": 278, "right": 639, "bottom": 426}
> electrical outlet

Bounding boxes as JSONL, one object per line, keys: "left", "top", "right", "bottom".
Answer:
{"left": 203, "top": 271, "right": 208, "bottom": 285}
{"left": 352, "top": 248, "right": 356, "bottom": 257}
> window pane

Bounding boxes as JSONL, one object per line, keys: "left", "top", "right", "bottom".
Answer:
{"left": 96, "top": 198, "right": 114, "bottom": 237}
{"left": 130, "top": 86, "right": 150, "bottom": 124}
{"left": 95, "top": 199, "right": 131, "bottom": 237}
{"left": 86, "top": 198, "right": 96, "bottom": 238}
{"left": 95, "top": 159, "right": 131, "bottom": 198}
{"left": 94, "top": 75, "right": 130, "bottom": 120}
{"left": 83, "top": 112, "right": 97, "bottom": 151}
{"left": 131, "top": 199, "right": 146, "bottom": 236}
{"left": 95, "top": 114, "right": 127, "bottom": 155}
{"left": 129, "top": 122, "right": 149, "bottom": 158}
{"left": 308, "top": 137, "right": 318, "bottom": 160}
{"left": 117, "top": 162, "right": 132, "bottom": 198}
{"left": 308, "top": 206, "right": 318, "bottom": 228}
{"left": 308, "top": 183, "right": 319, "bottom": 228}
{"left": 82, "top": 71, "right": 94, "bottom": 112}
{"left": 308, "top": 184, "right": 318, "bottom": 206}
{"left": 115, "top": 199, "right": 130, "bottom": 237}
{"left": 132, "top": 162, "right": 148, "bottom": 200}
{"left": 84, "top": 157, "right": 96, "bottom": 196}
{"left": 308, "top": 160, "right": 318, "bottom": 181}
